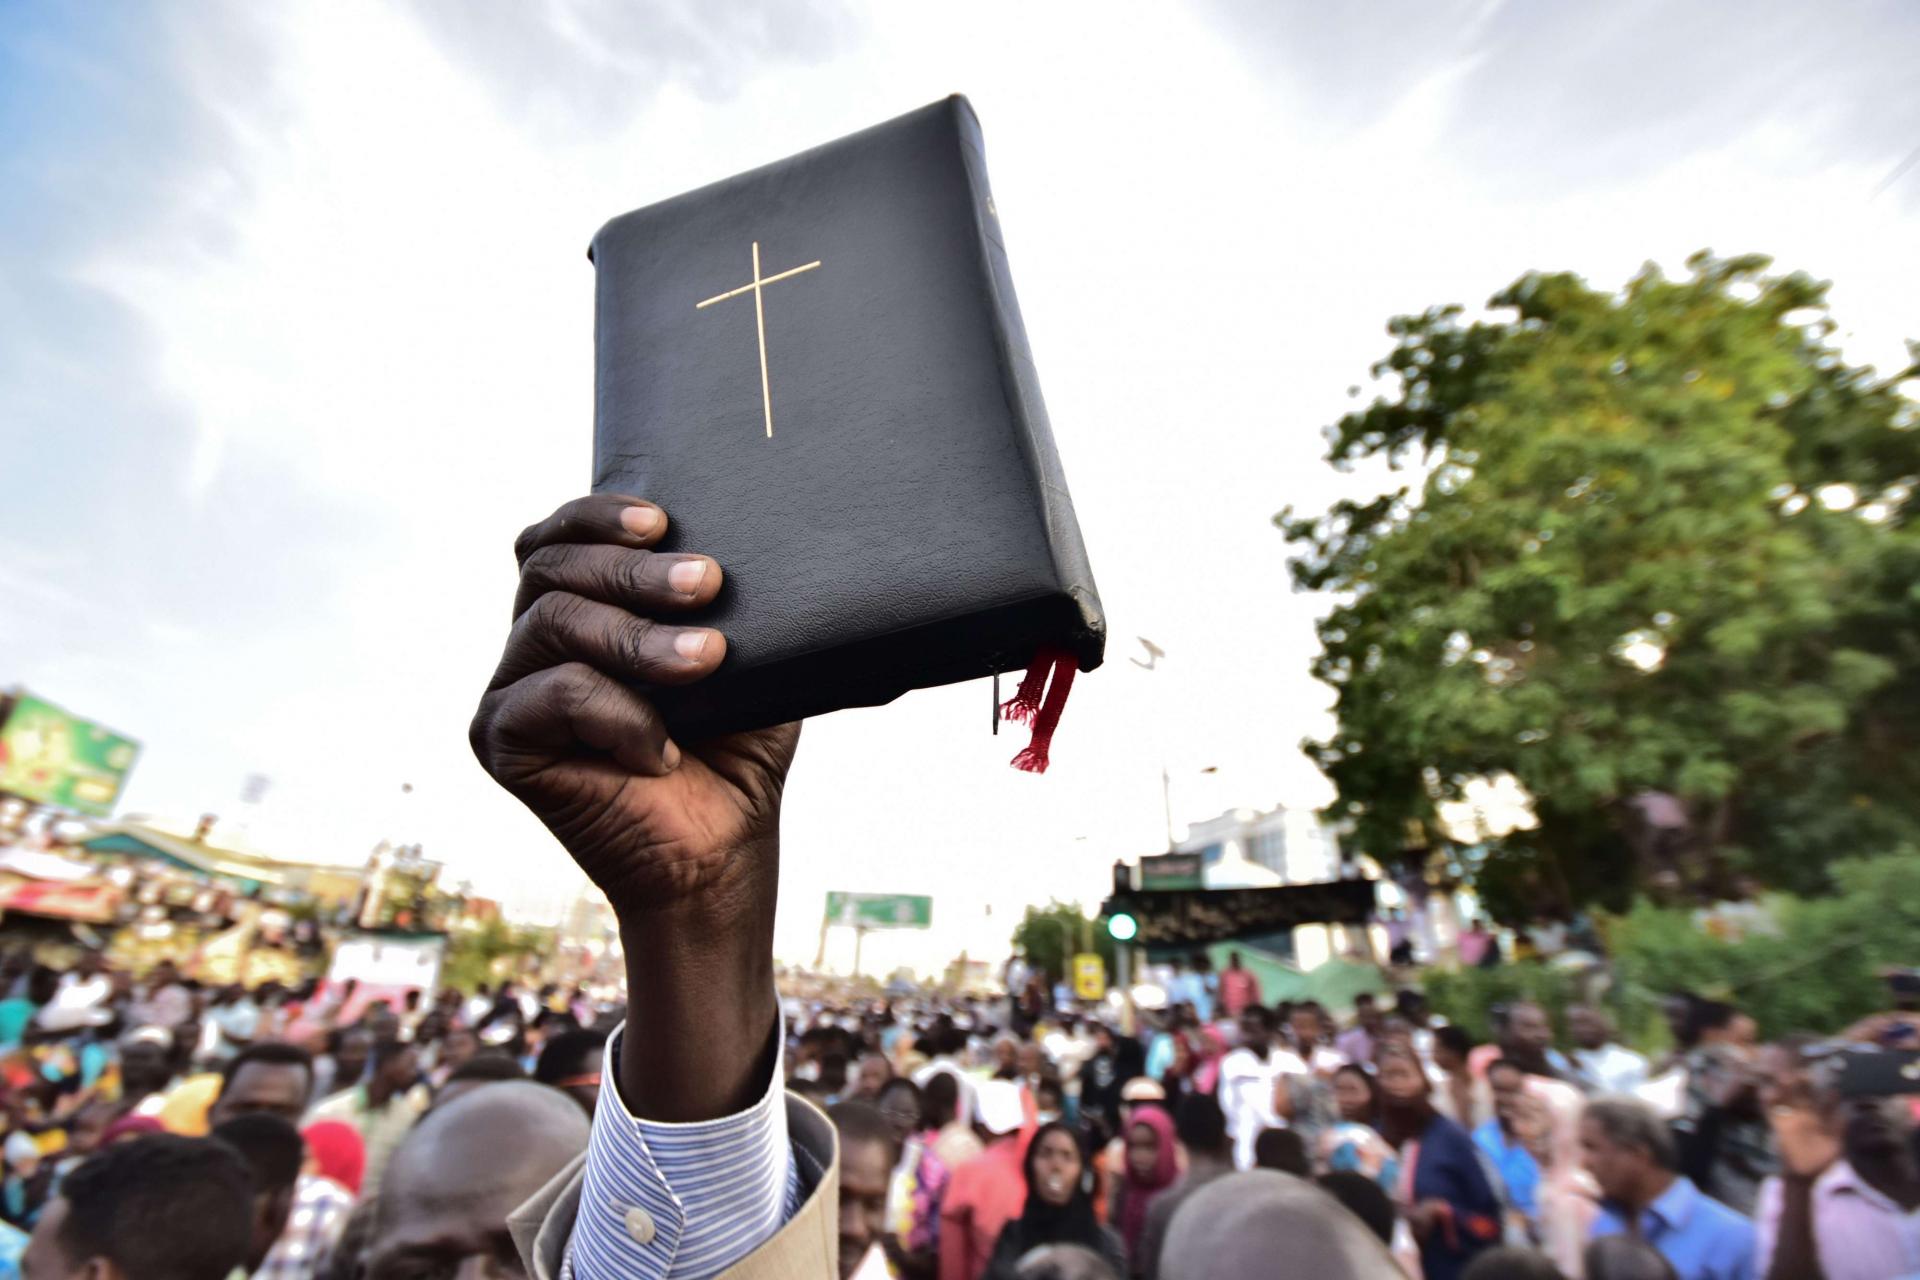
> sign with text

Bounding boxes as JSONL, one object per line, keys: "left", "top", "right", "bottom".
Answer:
{"left": 825, "top": 891, "right": 932, "bottom": 929}
{"left": 1140, "top": 851, "right": 1205, "bottom": 890}
{"left": 0, "top": 692, "right": 141, "bottom": 817}
{"left": 1108, "top": 879, "right": 1377, "bottom": 948}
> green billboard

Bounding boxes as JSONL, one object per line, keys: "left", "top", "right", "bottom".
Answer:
{"left": 0, "top": 692, "right": 141, "bottom": 817}
{"left": 825, "top": 891, "right": 932, "bottom": 929}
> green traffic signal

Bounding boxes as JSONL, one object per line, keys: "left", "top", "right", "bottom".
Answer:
{"left": 1106, "top": 912, "right": 1138, "bottom": 942}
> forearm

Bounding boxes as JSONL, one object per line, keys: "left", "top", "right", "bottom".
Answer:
{"left": 1765, "top": 1177, "right": 1825, "bottom": 1280}
{"left": 616, "top": 841, "right": 780, "bottom": 1123}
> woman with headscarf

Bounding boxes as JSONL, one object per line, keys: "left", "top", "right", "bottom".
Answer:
{"left": 1376, "top": 1043, "right": 1504, "bottom": 1280}
{"left": 1316, "top": 1063, "right": 1402, "bottom": 1194}
{"left": 983, "top": 1121, "right": 1125, "bottom": 1280}
{"left": 1110, "top": 1106, "right": 1178, "bottom": 1275}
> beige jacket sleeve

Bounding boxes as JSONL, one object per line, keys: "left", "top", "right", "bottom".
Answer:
{"left": 510, "top": 1093, "right": 840, "bottom": 1280}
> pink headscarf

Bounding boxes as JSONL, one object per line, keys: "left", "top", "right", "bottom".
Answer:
{"left": 1118, "top": 1104, "right": 1180, "bottom": 1259}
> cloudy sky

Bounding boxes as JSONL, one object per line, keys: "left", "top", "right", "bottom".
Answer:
{"left": 5, "top": 1, "right": 1917, "bottom": 975}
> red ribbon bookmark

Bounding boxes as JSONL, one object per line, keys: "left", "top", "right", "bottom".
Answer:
{"left": 1001, "top": 648, "right": 1077, "bottom": 774}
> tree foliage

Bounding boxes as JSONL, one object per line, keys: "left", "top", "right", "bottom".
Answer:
{"left": 1011, "top": 901, "right": 1114, "bottom": 987}
{"left": 1282, "top": 253, "right": 1920, "bottom": 912}
{"left": 441, "top": 917, "right": 555, "bottom": 992}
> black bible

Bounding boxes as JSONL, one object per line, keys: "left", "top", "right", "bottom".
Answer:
{"left": 588, "top": 95, "right": 1105, "bottom": 767}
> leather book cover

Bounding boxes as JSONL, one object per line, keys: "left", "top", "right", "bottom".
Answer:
{"left": 589, "top": 95, "right": 1105, "bottom": 744}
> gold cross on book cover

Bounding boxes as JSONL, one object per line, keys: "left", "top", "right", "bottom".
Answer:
{"left": 695, "top": 241, "right": 821, "bottom": 438}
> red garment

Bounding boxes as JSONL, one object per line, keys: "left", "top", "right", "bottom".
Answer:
{"left": 302, "top": 1120, "right": 367, "bottom": 1196}
{"left": 1220, "top": 968, "right": 1262, "bottom": 1018}
{"left": 939, "top": 1134, "right": 1027, "bottom": 1280}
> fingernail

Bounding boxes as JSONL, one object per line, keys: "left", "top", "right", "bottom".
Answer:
{"left": 662, "top": 740, "right": 682, "bottom": 770}
{"left": 667, "top": 558, "right": 708, "bottom": 595}
{"left": 620, "top": 506, "right": 661, "bottom": 537}
{"left": 673, "top": 629, "right": 713, "bottom": 661}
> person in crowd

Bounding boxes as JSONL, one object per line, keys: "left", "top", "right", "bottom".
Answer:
{"left": 1159, "top": 1170, "right": 1400, "bottom": 1279}
{"left": 984, "top": 1122, "right": 1124, "bottom": 1280}
{"left": 1585, "top": 1234, "right": 1681, "bottom": 1280}
{"left": 1318, "top": 1170, "right": 1398, "bottom": 1246}
{"left": 1010, "top": 1243, "right": 1121, "bottom": 1280}
{"left": 1218, "top": 952, "right": 1261, "bottom": 1020}
{"left": 1376, "top": 1042, "right": 1504, "bottom": 1280}
{"left": 1498, "top": 1002, "right": 1569, "bottom": 1083}
{"left": 210, "top": 1041, "right": 315, "bottom": 1127}
{"left": 1219, "top": 1006, "right": 1284, "bottom": 1169}
{"left": 1475, "top": 1059, "right": 1543, "bottom": 1229}
{"left": 831, "top": 1100, "right": 903, "bottom": 1280}
{"left": 319, "top": 1028, "right": 373, "bottom": 1103}
{"left": 1526, "top": 1066, "right": 1601, "bottom": 1277}
{"left": 1672, "top": 1001, "right": 1774, "bottom": 1216}
{"left": 941, "top": 1078, "right": 1031, "bottom": 1280}
{"left": 1337, "top": 993, "right": 1386, "bottom": 1067}
{"left": 427, "top": 1024, "right": 478, "bottom": 1090}
{"left": 211, "top": 1114, "right": 303, "bottom": 1276}
{"left": 362, "top": 1081, "right": 588, "bottom": 1280}
{"left": 22, "top": 1134, "right": 255, "bottom": 1280}
{"left": 0, "top": 967, "right": 58, "bottom": 1049}
{"left": 1078, "top": 1025, "right": 1125, "bottom": 1139}
{"left": 430, "top": 1051, "right": 529, "bottom": 1112}
{"left": 853, "top": 1053, "right": 896, "bottom": 1103}
{"left": 1583, "top": 1096, "right": 1755, "bottom": 1280}
{"left": 307, "top": 1038, "right": 422, "bottom": 1199}
{"left": 2, "top": 1134, "right": 52, "bottom": 1230}
{"left": 1461, "top": 1247, "right": 1567, "bottom": 1279}
{"left": 129, "top": 961, "right": 194, "bottom": 1030}
{"left": 923, "top": 1069, "right": 982, "bottom": 1171}
{"left": 1753, "top": 1041, "right": 1920, "bottom": 1280}
{"left": 1566, "top": 1007, "right": 1649, "bottom": 1096}
{"left": 1110, "top": 1105, "right": 1176, "bottom": 1274}
{"left": 117, "top": 1026, "right": 180, "bottom": 1116}
{"left": 1254, "top": 1129, "right": 1311, "bottom": 1177}
{"left": 301, "top": 1120, "right": 365, "bottom": 1198}
{"left": 1318, "top": 1062, "right": 1402, "bottom": 1193}
{"left": 1138, "top": 1094, "right": 1232, "bottom": 1280}
{"left": 201, "top": 984, "right": 262, "bottom": 1067}
{"left": 1433, "top": 1024, "right": 1479, "bottom": 1126}
{"left": 883, "top": 1078, "right": 946, "bottom": 1279}
{"left": 531, "top": 1028, "right": 603, "bottom": 1116}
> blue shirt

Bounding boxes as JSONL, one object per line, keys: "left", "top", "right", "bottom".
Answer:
{"left": 567, "top": 1025, "right": 801, "bottom": 1279}
{"left": 1472, "top": 1119, "right": 1541, "bottom": 1218}
{"left": 1592, "top": 1176, "right": 1757, "bottom": 1280}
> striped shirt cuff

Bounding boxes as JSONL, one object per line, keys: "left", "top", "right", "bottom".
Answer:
{"left": 565, "top": 1022, "right": 801, "bottom": 1280}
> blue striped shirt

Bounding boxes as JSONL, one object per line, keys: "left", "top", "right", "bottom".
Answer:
{"left": 566, "top": 1026, "right": 802, "bottom": 1280}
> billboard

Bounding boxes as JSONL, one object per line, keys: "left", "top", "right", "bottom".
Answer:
{"left": 1105, "top": 879, "right": 1377, "bottom": 948}
{"left": 1140, "top": 851, "right": 1205, "bottom": 890}
{"left": 0, "top": 692, "right": 141, "bottom": 817}
{"left": 825, "top": 891, "right": 932, "bottom": 929}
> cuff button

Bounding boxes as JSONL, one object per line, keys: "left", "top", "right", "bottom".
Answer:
{"left": 623, "top": 1206, "right": 657, "bottom": 1246}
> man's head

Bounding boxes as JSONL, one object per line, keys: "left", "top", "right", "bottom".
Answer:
{"left": 1583, "top": 1234, "right": 1682, "bottom": 1280}
{"left": 1568, "top": 1005, "right": 1611, "bottom": 1052}
{"left": 430, "top": 1053, "right": 527, "bottom": 1113}
{"left": 1227, "top": 951, "right": 1243, "bottom": 972}
{"left": 330, "top": 1027, "right": 374, "bottom": 1087}
{"left": 1015, "top": 1041, "right": 1047, "bottom": 1080}
{"left": 1353, "top": 993, "right": 1382, "bottom": 1032}
{"left": 1432, "top": 1024, "right": 1474, "bottom": 1074}
{"left": 439, "top": 1025, "right": 479, "bottom": 1073}
{"left": 24, "top": 1136, "right": 254, "bottom": 1280}
{"left": 366, "top": 1081, "right": 590, "bottom": 1280}
{"left": 1501, "top": 1002, "right": 1554, "bottom": 1068}
{"left": 921, "top": 1069, "right": 961, "bottom": 1129}
{"left": 1488, "top": 1059, "right": 1528, "bottom": 1133}
{"left": 1580, "top": 1098, "right": 1677, "bottom": 1208}
{"left": 1160, "top": 1171, "right": 1396, "bottom": 1280}
{"left": 118, "top": 1029, "right": 175, "bottom": 1097}
{"left": 212, "top": 1042, "right": 316, "bottom": 1127}
{"left": 366, "top": 1038, "right": 418, "bottom": 1101}
{"left": 211, "top": 1115, "right": 303, "bottom": 1272}
{"left": 829, "top": 1101, "right": 901, "bottom": 1280}
{"left": 852, "top": 1052, "right": 893, "bottom": 1100}
{"left": 532, "top": 1028, "right": 604, "bottom": 1116}
{"left": 1252, "top": 1128, "right": 1309, "bottom": 1177}
{"left": 1288, "top": 1003, "right": 1322, "bottom": 1050}
{"left": 1013, "top": 1244, "right": 1121, "bottom": 1280}
{"left": 1173, "top": 1091, "right": 1229, "bottom": 1160}
{"left": 1237, "top": 1005, "right": 1276, "bottom": 1057}
{"left": 876, "top": 1077, "right": 921, "bottom": 1143}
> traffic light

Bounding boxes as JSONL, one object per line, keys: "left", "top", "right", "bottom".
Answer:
{"left": 1106, "top": 911, "right": 1139, "bottom": 942}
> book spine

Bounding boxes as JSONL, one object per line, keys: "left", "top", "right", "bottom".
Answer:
{"left": 949, "top": 99, "right": 1105, "bottom": 671}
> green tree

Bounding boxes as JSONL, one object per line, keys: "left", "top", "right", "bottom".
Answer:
{"left": 1281, "top": 253, "right": 1920, "bottom": 912}
{"left": 1011, "top": 901, "right": 1114, "bottom": 988}
{"left": 442, "top": 917, "right": 556, "bottom": 992}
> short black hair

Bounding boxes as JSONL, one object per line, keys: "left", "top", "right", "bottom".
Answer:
{"left": 1173, "top": 1092, "right": 1228, "bottom": 1154}
{"left": 1584, "top": 1097, "right": 1678, "bottom": 1170}
{"left": 1435, "top": 1025, "right": 1475, "bottom": 1057}
{"left": 57, "top": 1136, "right": 254, "bottom": 1280}
{"left": 1317, "top": 1171, "right": 1394, "bottom": 1243}
{"left": 1240, "top": 1004, "right": 1278, "bottom": 1030}
{"left": 1463, "top": 1246, "right": 1570, "bottom": 1280}
{"left": 1253, "top": 1128, "right": 1309, "bottom": 1176}
{"left": 219, "top": 1041, "right": 315, "bottom": 1097}
{"left": 828, "top": 1100, "right": 902, "bottom": 1165}
{"left": 445, "top": 1052, "right": 527, "bottom": 1085}
{"left": 533, "top": 1029, "right": 603, "bottom": 1085}
{"left": 212, "top": 1114, "right": 304, "bottom": 1195}
{"left": 922, "top": 1070, "right": 961, "bottom": 1123}
{"left": 1584, "top": 1234, "right": 1680, "bottom": 1280}
{"left": 368, "top": 1037, "right": 412, "bottom": 1072}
